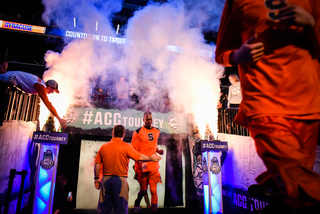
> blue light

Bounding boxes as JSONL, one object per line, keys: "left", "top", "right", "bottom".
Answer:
{"left": 39, "top": 167, "right": 49, "bottom": 184}
{"left": 34, "top": 144, "right": 58, "bottom": 214}
{"left": 35, "top": 197, "right": 46, "bottom": 213}
{"left": 204, "top": 185, "right": 209, "bottom": 214}
{"left": 40, "top": 182, "right": 52, "bottom": 202}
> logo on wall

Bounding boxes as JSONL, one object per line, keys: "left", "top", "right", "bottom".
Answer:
{"left": 63, "top": 108, "right": 78, "bottom": 124}
{"left": 40, "top": 149, "right": 55, "bottom": 170}
{"left": 210, "top": 157, "right": 221, "bottom": 174}
{"left": 168, "top": 116, "right": 181, "bottom": 130}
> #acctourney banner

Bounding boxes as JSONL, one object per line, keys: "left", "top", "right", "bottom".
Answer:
{"left": 64, "top": 108, "right": 187, "bottom": 134}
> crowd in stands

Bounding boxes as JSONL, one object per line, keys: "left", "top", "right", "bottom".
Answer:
{"left": 0, "top": 11, "right": 46, "bottom": 27}
{"left": 90, "top": 76, "right": 171, "bottom": 113}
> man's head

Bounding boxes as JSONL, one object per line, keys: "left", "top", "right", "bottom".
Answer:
{"left": 45, "top": 80, "right": 60, "bottom": 94}
{"left": 0, "top": 58, "right": 8, "bottom": 74}
{"left": 143, "top": 111, "right": 153, "bottom": 128}
{"left": 113, "top": 125, "right": 125, "bottom": 138}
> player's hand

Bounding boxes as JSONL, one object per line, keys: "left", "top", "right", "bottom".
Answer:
{"left": 94, "top": 179, "right": 100, "bottom": 190}
{"left": 277, "top": 3, "right": 315, "bottom": 29}
{"left": 232, "top": 34, "right": 264, "bottom": 65}
{"left": 151, "top": 154, "right": 162, "bottom": 162}
{"left": 156, "top": 149, "right": 164, "bottom": 155}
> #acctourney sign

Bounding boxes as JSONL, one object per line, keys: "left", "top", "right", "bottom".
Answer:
{"left": 64, "top": 108, "right": 187, "bottom": 134}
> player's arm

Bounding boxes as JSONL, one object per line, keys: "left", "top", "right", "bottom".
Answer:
{"left": 128, "top": 144, "right": 161, "bottom": 162}
{"left": 140, "top": 154, "right": 161, "bottom": 162}
{"left": 272, "top": 2, "right": 320, "bottom": 60}
{"left": 215, "top": 1, "right": 264, "bottom": 66}
{"left": 34, "top": 83, "right": 67, "bottom": 129}
{"left": 131, "top": 131, "right": 140, "bottom": 152}
{"left": 277, "top": 3, "right": 315, "bottom": 29}
{"left": 156, "top": 148, "right": 164, "bottom": 155}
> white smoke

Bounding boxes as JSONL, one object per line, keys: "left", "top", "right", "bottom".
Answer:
{"left": 41, "top": 0, "right": 225, "bottom": 136}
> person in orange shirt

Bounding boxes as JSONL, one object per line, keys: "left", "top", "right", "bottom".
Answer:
{"left": 131, "top": 111, "right": 163, "bottom": 213}
{"left": 94, "top": 125, "right": 161, "bottom": 214}
{"left": 216, "top": 0, "right": 320, "bottom": 213}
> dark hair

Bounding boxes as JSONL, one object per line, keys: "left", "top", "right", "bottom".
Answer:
{"left": 113, "top": 125, "right": 125, "bottom": 138}
{"left": 143, "top": 111, "right": 152, "bottom": 117}
{"left": 0, "top": 58, "right": 8, "bottom": 65}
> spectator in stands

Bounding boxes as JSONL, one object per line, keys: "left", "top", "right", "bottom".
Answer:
{"left": 53, "top": 174, "right": 72, "bottom": 214}
{"left": 0, "top": 58, "right": 10, "bottom": 125}
{"left": 216, "top": 0, "right": 320, "bottom": 213}
{"left": 115, "top": 77, "right": 130, "bottom": 110}
{"left": 0, "top": 71, "right": 67, "bottom": 129}
{"left": 227, "top": 73, "right": 242, "bottom": 107}
{"left": 0, "top": 58, "right": 8, "bottom": 74}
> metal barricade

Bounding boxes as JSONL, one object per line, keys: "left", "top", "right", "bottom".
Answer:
{"left": 4, "top": 86, "right": 40, "bottom": 122}
{"left": 218, "top": 108, "right": 249, "bottom": 136}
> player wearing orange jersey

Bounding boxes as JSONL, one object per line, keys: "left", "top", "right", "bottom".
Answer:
{"left": 216, "top": 0, "right": 320, "bottom": 213}
{"left": 94, "top": 125, "right": 161, "bottom": 214}
{"left": 131, "top": 111, "right": 163, "bottom": 213}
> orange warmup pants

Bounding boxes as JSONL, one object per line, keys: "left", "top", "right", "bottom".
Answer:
{"left": 138, "top": 169, "right": 161, "bottom": 205}
{"left": 247, "top": 116, "right": 320, "bottom": 211}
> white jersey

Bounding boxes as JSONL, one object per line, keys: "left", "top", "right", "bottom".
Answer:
{"left": 5, "top": 71, "right": 46, "bottom": 94}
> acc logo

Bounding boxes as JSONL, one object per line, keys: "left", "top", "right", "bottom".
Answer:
{"left": 63, "top": 109, "right": 77, "bottom": 124}
{"left": 40, "top": 149, "right": 55, "bottom": 170}
{"left": 210, "top": 157, "right": 221, "bottom": 174}
{"left": 168, "top": 116, "right": 181, "bottom": 130}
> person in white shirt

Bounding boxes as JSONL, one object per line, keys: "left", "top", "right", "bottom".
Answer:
{"left": 227, "top": 73, "right": 242, "bottom": 107}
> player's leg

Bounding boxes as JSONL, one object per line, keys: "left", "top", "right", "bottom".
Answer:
{"left": 149, "top": 169, "right": 161, "bottom": 212}
{"left": 134, "top": 172, "right": 148, "bottom": 213}
{"left": 144, "top": 193, "right": 151, "bottom": 208}
{"left": 248, "top": 117, "right": 320, "bottom": 211}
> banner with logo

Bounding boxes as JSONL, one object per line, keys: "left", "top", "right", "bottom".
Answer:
{"left": 0, "top": 20, "right": 46, "bottom": 34}
{"left": 64, "top": 108, "right": 187, "bottom": 134}
{"left": 0, "top": 121, "right": 38, "bottom": 214}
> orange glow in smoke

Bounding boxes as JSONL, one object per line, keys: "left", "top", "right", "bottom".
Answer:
{"left": 39, "top": 89, "right": 70, "bottom": 132}
{"left": 192, "top": 93, "right": 218, "bottom": 140}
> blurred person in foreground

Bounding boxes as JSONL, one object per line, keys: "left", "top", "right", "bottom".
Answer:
{"left": 215, "top": 0, "right": 320, "bottom": 213}
{"left": 131, "top": 111, "right": 164, "bottom": 213}
{"left": 94, "top": 125, "right": 161, "bottom": 214}
{"left": 0, "top": 71, "right": 67, "bottom": 129}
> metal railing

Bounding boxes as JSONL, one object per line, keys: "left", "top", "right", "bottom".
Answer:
{"left": 4, "top": 86, "right": 40, "bottom": 122}
{"left": 218, "top": 107, "right": 250, "bottom": 136}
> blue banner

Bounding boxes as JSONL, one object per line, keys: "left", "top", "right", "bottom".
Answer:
{"left": 32, "top": 132, "right": 68, "bottom": 144}
{"left": 201, "top": 141, "right": 228, "bottom": 152}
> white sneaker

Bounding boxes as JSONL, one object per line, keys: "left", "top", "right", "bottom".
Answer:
{"left": 134, "top": 206, "right": 140, "bottom": 214}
